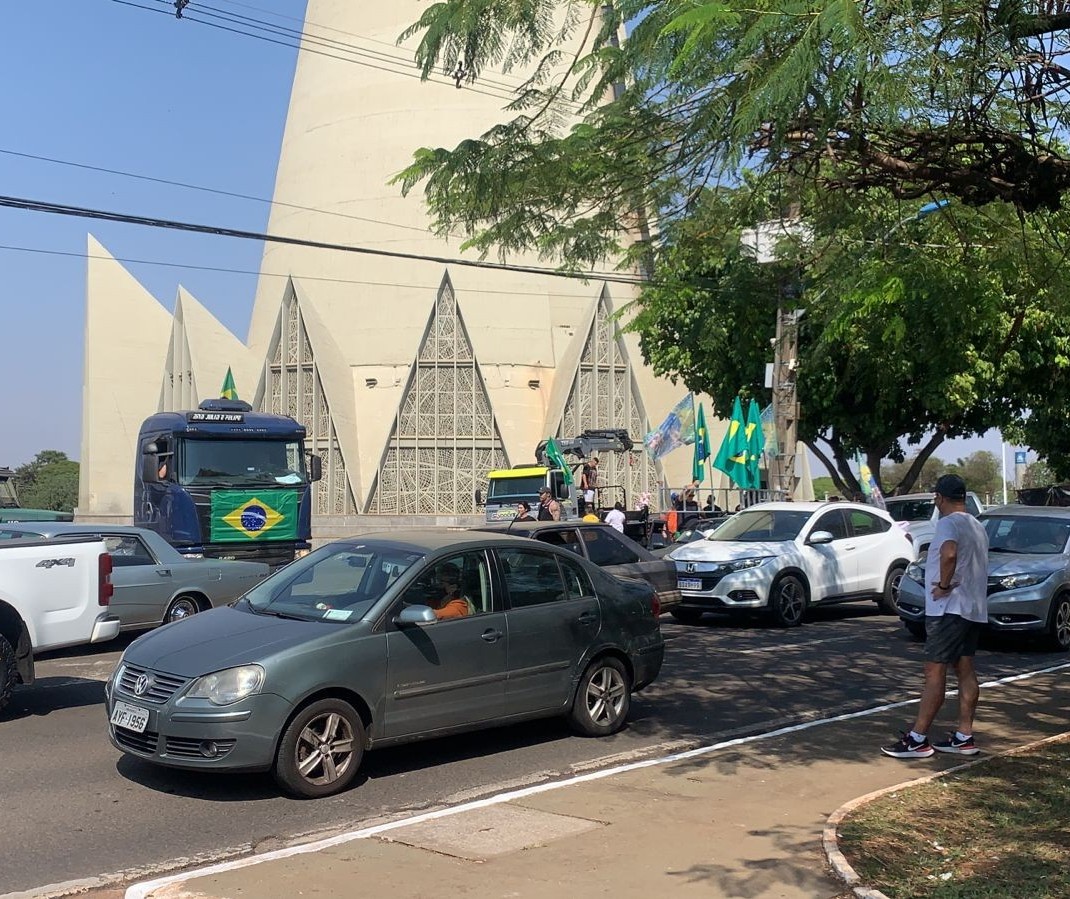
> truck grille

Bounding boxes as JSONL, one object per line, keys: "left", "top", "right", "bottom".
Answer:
{"left": 117, "top": 665, "right": 189, "bottom": 704}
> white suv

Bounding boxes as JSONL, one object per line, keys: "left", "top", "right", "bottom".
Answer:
{"left": 667, "top": 502, "right": 914, "bottom": 627}
{"left": 884, "top": 492, "right": 985, "bottom": 558}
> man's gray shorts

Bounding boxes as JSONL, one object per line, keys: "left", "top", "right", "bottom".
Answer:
{"left": 925, "top": 613, "right": 983, "bottom": 664}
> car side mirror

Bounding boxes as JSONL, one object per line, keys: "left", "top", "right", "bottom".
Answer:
{"left": 808, "top": 530, "right": 835, "bottom": 545}
{"left": 395, "top": 605, "right": 437, "bottom": 626}
{"left": 474, "top": 488, "right": 483, "bottom": 506}
{"left": 141, "top": 455, "right": 159, "bottom": 484}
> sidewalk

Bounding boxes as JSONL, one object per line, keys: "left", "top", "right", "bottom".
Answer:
{"left": 131, "top": 666, "right": 1070, "bottom": 899}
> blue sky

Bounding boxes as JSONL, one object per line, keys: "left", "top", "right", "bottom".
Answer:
{"left": 0, "top": 1, "right": 1028, "bottom": 477}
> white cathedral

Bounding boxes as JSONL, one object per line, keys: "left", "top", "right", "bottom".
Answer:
{"left": 79, "top": 2, "right": 799, "bottom": 524}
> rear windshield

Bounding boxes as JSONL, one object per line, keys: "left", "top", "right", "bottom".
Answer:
{"left": 885, "top": 499, "right": 934, "bottom": 522}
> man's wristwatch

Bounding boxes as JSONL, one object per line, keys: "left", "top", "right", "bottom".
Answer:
{"left": 937, "top": 582, "right": 951, "bottom": 590}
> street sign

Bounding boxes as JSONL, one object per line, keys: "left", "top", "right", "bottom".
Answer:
{"left": 1014, "top": 451, "right": 1027, "bottom": 465}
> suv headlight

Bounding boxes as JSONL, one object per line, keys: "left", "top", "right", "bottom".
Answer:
{"left": 905, "top": 562, "right": 925, "bottom": 585}
{"left": 994, "top": 572, "right": 1052, "bottom": 591}
{"left": 721, "top": 557, "right": 771, "bottom": 573}
{"left": 185, "top": 665, "right": 265, "bottom": 706}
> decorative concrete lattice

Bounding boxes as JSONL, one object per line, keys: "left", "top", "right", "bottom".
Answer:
{"left": 557, "top": 287, "right": 661, "bottom": 505}
{"left": 266, "top": 289, "right": 357, "bottom": 515}
{"left": 369, "top": 278, "right": 508, "bottom": 514}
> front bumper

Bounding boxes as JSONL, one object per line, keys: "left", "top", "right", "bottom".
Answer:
{"left": 672, "top": 562, "right": 772, "bottom": 612}
{"left": 897, "top": 578, "right": 1053, "bottom": 633}
{"left": 105, "top": 677, "right": 291, "bottom": 773}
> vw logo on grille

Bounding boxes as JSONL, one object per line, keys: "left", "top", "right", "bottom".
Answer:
{"left": 686, "top": 562, "right": 699, "bottom": 573}
{"left": 133, "top": 673, "right": 155, "bottom": 696}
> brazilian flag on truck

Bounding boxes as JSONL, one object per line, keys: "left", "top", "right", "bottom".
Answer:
{"left": 210, "top": 490, "right": 299, "bottom": 542}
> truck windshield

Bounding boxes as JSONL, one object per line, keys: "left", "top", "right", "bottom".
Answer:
{"left": 0, "top": 479, "right": 17, "bottom": 508}
{"left": 487, "top": 475, "right": 546, "bottom": 501}
{"left": 178, "top": 439, "right": 308, "bottom": 487}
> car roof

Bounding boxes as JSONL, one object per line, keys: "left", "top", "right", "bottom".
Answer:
{"left": 331, "top": 528, "right": 540, "bottom": 552}
{"left": 981, "top": 504, "right": 1070, "bottom": 518}
{"left": 885, "top": 493, "right": 935, "bottom": 501}
{"left": 476, "top": 521, "right": 618, "bottom": 533}
{"left": 738, "top": 501, "right": 882, "bottom": 513}
{"left": 0, "top": 522, "right": 151, "bottom": 536}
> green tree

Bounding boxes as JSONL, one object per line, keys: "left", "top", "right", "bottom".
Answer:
{"left": 1022, "top": 458, "right": 1060, "bottom": 488}
{"left": 943, "top": 451, "right": 1003, "bottom": 501}
{"left": 881, "top": 456, "right": 947, "bottom": 496}
{"left": 16, "top": 451, "right": 79, "bottom": 514}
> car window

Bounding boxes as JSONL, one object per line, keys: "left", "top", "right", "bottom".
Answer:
{"left": 560, "top": 556, "right": 596, "bottom": 600}
{"left": 535, "top": 528, "right": 584, "bottom": 556}
{"left": 709, "top": 509, "right": 812, "bottom": 542}
{"left": 581, "top": 528, "right": 640, "bottom": 565}
{"left": 498, "top": 548, "right": 566, "bottom": 608}
{"left": 885, "top": 498, "right": 935, "bottom": 522}
{"left": 812, "top": 510, "right": 849, "bottom": 540}
{"left": 966, "top": 495, "right": 982, "bottom": 516}
{"left": 103, "top": 535, "right": 156, "bottom": 567}
{"left": 984, "top": 516, "right": 1070, "bottom": 554}
{"left": 846, "top": 510, "right": 890, "bottom": 537}
{"left": 400, "top": 550, "right": 495, "bottom": 616}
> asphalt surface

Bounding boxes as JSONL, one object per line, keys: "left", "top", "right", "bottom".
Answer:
{"left": 1, "top": 606, "right": 1063, "bottom": 896}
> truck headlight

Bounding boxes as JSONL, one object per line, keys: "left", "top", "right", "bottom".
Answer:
{"left": 186, "top": 665, "right": 265, "bottom": 706}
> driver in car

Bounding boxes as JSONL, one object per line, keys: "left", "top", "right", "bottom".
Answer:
{"left": 428, "top": 564, "right": 471, "bottom": 619}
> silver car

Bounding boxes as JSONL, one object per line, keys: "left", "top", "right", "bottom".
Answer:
{"left": 0, "top": 523, "right": 269, "bottom": 629}
{"left": 104, "top": 530, "right": 665, "bottom": 798}
{"left": 896, "top": 505, "right": 1070, "bottom": 650}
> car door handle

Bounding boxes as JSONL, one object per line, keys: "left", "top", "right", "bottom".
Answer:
{"left": 577, "top": 612, "right": 598, "bottom": 625}
{"left": 480, "top": 629, "right": 503, "bottom": 643}
{"left": 157, "top": 569, "right": 172, "bottom": 577}
{"left": 842, "top": 545, "right": 856, "bottom": 551}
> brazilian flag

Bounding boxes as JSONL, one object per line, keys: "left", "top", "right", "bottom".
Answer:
{"left": 712, "top": 396, "right": 751, "bottom": 488}
{"left": 220, "top": 367, "right": 239, "bottom": 401}
{"left": 210, "top": 490, "right": 299, "bottom": 542}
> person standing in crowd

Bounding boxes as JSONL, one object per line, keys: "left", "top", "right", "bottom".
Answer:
{"left": 537, "top": 486, "right": 561, "bottom": 521}
{"left": 513, "top": 501, "right": 534, "bottom": 522}
{"left": 605, "top": 501, "right": 626, "bottom": 533}
{"left": 881, "top": 474, "right": 989, "bottom": 759}
{"left": 579, "top": 456, "right": 599, "bottom": 516}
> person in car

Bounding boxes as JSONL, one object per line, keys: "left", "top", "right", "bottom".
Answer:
{"left": 428, "top": 564, "right": 471, "bottom": 619}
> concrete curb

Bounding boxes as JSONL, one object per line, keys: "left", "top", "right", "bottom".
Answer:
{"left": 823, "top": 731, "right": 1070, "bottom": 898}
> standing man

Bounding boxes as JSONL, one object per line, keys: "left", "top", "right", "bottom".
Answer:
{"left": 881, "top": 474, "right": 989, "bottom": 759}
{"left": 605, "top": 501, "right": 626, "bottom": 533}
{"left": 537, "top": 486, "right": 561, "bottom": 521}
{"left": 580, "top": 456, "right": 599, "bottom": 516}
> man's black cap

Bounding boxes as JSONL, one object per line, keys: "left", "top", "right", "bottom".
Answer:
{"left": 934, "top": 473, "right": 967, "bottom": 501}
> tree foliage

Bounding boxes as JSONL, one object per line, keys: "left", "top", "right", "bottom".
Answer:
{"left": 15, "top": 451, "right": 79, "bottom": 514}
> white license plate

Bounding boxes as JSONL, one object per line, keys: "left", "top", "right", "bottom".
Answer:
{"left": 110, "top": 700, "right": 150, "bottom": 733}
{"left": 678, "top": 577, "right": 702, "bottom": 591}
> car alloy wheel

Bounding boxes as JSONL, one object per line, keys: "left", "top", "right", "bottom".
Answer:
{"left": 879, "top": 565, "right": 906, "bottom": 615}
{"left": 165, "top": 595, "right": 201, "bottom": 624}
{"left": 1049, "top": 596, "right": 1070, "bottom": 652}
{"left": 770, "top": 575, "right": 807, "bottom": 628}
{"left": 274, "top": 698, "right": 364, "bottom": 798}
{"left": 569, "top": 657, "right": 631, "bottom": 737}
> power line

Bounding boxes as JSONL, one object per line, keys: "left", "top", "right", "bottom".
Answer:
{"left": 0, "top": 147, "right": 444, "bottom": 238}
{"left": 0, "top": 192, "right": 647, "bottom": 285}
{"left": 0, "top": 241, "right": 614, "bottom": 299}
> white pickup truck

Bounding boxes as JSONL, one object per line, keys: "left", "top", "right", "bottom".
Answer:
{"left": 0, "top": 534, "right": 119, "bottom": 713}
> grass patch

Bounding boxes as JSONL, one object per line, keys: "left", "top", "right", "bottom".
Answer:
{"left": 836, "top": 736, "right": 1070, "bottom": 898}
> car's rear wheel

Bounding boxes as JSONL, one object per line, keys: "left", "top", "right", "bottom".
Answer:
{"left": 0, "top": 634, "right": 16, "bottom": 715}
{"left": 768, "top": 575, "right": 807, "bottom": 628}
{"left": 568, "top": 657, "right": 631, "bottom": 737}
{"left": 274, "top": 698, "right": 364, "bottom": 798}
{"left": 1046, "top": 594, "right": 1070, "bottom": 652}
{"left": 164, "top": 594, "right": 202, "bottom": 624}
{"left": 878, "top": 565, "right": 906, "bottom": 615}
{"left": 904, "top": 619, "right": 926, "bottom": 642}
{"left": 670, "top": 609, "right": 704, "bottom": 625}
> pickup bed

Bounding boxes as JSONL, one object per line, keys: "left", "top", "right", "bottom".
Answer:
{"left": 0, "top": 535, "right": 118, "bottom": 712}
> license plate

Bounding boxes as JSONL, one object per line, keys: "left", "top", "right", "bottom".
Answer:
{"left": 110, "top": 700, "right": 150, "bottom": 733}
{"left": 678, "top": 577, "right": 702, "bottom": 591}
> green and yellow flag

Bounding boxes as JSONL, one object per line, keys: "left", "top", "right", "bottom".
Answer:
{"left": 220, "top": 367, "right": 239, "bottom": 401}
{"left": 744, "top": 398, "right": 765, "bottom": 490}
{"left": 692, "top": 402, "right": 711, "bottom": 484}
{"left": 712, "top": 396, "right": 749, "bottom": 488}
{"left": 544, "top": 436, "right": 574, "bottom": 485}
{"left": 210, "top": 490, "right": 298, "bottom": 542}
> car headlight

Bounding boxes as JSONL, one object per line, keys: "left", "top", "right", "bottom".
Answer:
{"left": 186, "top": 665, "right": 265, "bottom": 706}
{"left": 993, "top": 572, "right": 1053, "bottom": 591}
{"left": 722, "top": 557, "right": 771, "bottom": 573}
{"left": 905, "top": 562, "right": 925, "bottom": 585}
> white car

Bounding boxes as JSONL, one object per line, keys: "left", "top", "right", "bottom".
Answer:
{"left": 884, "top": 491, "right": 985, "bottom": 558}
{"left": 666, "top": 502, "right": 914, "bottom": 627}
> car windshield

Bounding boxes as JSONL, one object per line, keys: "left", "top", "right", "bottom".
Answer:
{"left": 707, "top": 509, "right": 812, "bottom": 542}
{"left": 885, "top": 498, "right": 934, "bottom": 522}
{"left": 241, "top": 542, "right": 424, "bottom": 621}
{"left": 983, "top": 515, "right": 1070, "bottom": 555}
{"left": 178, "top": 438, "right": 308, "bottom": 487}
{"left": 487, "top": 475, "right": 545, "bottom": 501}
{"left": 0, "top": 478, "right": 17, "bottom": 507}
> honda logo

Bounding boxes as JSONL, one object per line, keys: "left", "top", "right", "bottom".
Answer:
{"left": 133, "top": 674, "right": 155, "bottom": 697}
{"left": 686, "top": 562, "right": 699, "bottom": 573}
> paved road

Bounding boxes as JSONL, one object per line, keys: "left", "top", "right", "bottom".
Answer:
{"left": 0, "top": 608, "right": 1062, "bottom": 896}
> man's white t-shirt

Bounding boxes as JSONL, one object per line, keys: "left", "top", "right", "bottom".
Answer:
{"left": 924, "top": 511, "right": 989, "bottom": 623}
{"left": 605, "top": 508, "right": 626, "bottom": 533}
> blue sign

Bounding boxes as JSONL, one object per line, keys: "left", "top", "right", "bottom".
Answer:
{"left": 1014, "top": 451, "right": 1027, "bottom": 465}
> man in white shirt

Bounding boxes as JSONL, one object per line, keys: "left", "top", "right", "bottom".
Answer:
{"left": 882, "top": 474, "right": 989, "bottom": 759}
{"left": 605, "top": 501, "right": 626, "bottom": 533}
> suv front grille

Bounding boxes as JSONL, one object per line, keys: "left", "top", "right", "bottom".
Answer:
{"left": 117, "top": 665, "right": 189, "bottom": 704}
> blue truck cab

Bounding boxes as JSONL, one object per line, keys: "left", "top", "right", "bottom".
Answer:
{"left": 134, "top": 399, "right": 322, "bottom": 568}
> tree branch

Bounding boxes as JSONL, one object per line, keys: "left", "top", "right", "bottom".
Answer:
{"left": 892, "top": 431, "right": 948, "bottom": 494}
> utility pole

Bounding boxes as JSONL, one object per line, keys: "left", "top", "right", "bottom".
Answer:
{"left": 769, "top": 305, "right": 800, "bottom": 497}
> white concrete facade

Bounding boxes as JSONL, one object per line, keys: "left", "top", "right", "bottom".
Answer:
{"left": 79, "top": 2, "right": 810, "bottom": 520}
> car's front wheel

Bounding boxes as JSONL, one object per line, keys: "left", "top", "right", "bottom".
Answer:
{"left": 0, "top": 634, "right": 17, "bottom": 715}
{"left": 768, "top": 574, "right": 808, "bottom": 627}
{"left": 878, "top": 565, "right": 906, "bottom": 615}
{"left": 569, "top": 657, "right": 631, "bottom": 737}
{"left": 1046, "top": 594, "right": 1070, "bottom": 652}
{"left": 274, "top": 699, "right": 365, "bottom": 798}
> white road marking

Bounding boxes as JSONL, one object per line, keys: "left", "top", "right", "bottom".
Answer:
{"left": 122, "top": 659, "right": 1070, "bottom": 899}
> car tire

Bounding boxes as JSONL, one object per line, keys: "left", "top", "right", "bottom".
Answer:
{"left": 904, "top": 619, "right": 926, "bottom": 642}
{"left": 878, "top": 565, "right": 906, "bottom": 615}
{"left": 0, "top": 634, "right": 16, "bottom": 715}
{"left": 670, "top": 609, "right": 704, "bottom": 625}
{"left": 1046, "top": 594, "right": 1070, "bottom": 652}
{"left": 568, "top": 656, "right": 631, "bottom": 737}
{"left": 768, "top": 574, "right": 808, "bottom": 628}
{"left": 164, "top": 594, "right": 203, "bottom": 625}
{"left": 273, "top": 698, "right": 365, "bottom": 799}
